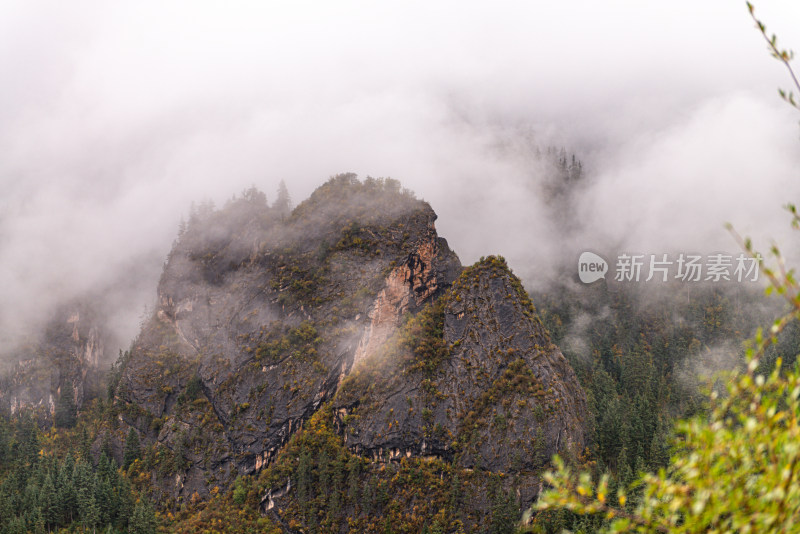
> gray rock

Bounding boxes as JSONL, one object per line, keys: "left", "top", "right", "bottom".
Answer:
{"left": 114, "top": 175, "right": 586, "bottom": 509}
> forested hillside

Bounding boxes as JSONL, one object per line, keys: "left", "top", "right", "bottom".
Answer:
{"left": 0, "top": 176, "right": 789, "bottom": 534}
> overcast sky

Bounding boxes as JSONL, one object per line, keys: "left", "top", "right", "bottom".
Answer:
{"left": 2, "top": 1, "right": 800, "bottom": 350}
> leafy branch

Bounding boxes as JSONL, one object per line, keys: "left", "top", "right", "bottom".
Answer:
{"left": 747, "top": 2, "right": 800, "bottom": 111}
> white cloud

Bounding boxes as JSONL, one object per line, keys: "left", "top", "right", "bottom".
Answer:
{"left": 1, "top": 0, "right": 799, "bottom": 351}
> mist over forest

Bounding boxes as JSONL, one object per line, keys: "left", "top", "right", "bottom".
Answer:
{"left": 2, "top": 1, "right": 800, "bottom": 357}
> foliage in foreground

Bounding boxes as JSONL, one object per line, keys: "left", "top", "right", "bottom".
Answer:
{"left": 535, "top": 352, "right": 800, "bottom": 533}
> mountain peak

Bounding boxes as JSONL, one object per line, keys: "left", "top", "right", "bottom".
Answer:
{"left": 112, "top": 177, "right": 586, "bottom": 527}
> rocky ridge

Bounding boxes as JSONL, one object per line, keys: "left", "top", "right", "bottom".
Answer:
{"left": 111, "top": 175, "right": 587, "bottom": 527}
{"left": 0, "top": 301, "right": 107, "bottom": 421}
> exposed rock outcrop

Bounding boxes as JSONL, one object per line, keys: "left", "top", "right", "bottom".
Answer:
{"left": 114, "top": 176, "right": 461, "bottom": 500}
{"left": 112, "top": 175, "right": 587, "bottom": 522}
{"left": 353, "top": 233, "right": 449, "bottom": 369}
{"left": 0, "top": 301, "right": 108, "bottom": 421}
{"left": 334, "top": 256, "right": 586, "bottom": 476}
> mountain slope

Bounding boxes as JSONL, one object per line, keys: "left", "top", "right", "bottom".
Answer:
{"left": 112, "top": 175, "right": 587, "bottom": 529}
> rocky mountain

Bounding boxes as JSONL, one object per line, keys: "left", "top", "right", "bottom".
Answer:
{"left": 110, "top": 174, "right": 587, "bottom": 530}
{"left": 0, "top": 300, "right": 108, "bottom": 421}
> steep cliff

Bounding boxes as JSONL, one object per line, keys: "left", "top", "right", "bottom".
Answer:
{"left": 0, "top": 301, "right": 107, "bottom": 421}
{"left": 112, "top": 175, "right": 587, "bottom": 529}
{"left": 114, "top": 176, "right": 460, "bottom": 497}
{"left": 333, "top": 256, "right": 586, "bottom": 472}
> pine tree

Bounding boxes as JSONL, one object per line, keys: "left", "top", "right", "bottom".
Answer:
{"left": 0, "top": 418, "right": 10, "bottom": 463}
{"left": 97, "top": 452, "right": 114, "bottom": 483}
{"left": 74, "top": 460, "right": 99, "bottom": 531}
{"left": 616, "top": 446, "right": 633, "bottom": 488}
{"left": 241, "top": 185, "right": 267, "bottom": 207}
{"left": 620, "top": 340, "right": 655, "bottom": 398}
{"left": 490, "top": 487, "right": 518, "bottom": 534}
{"left": 346, "top": 456, "right": 361, "bottom": 508}
{"left": 273, "top": 180, "right": 292, "bottom": 218}
{"left": 296, "top": 451, "right": 312, "bottom": 520}
{"left": 596, "top": 396, "right": 623, "bottom": 465}
{"left": 122, "top": 429, "right": 141, "bottom": 470}
{"left": 316, "top": 450, "right": 331, "bottom": 499}
{"left": 79, "top": 426, "right": 92, "bottom": 462}
{"left": 16, "top": 412, "right": 40, "bottom": 466}
{"left": 361, "top": 478, "right": 376, "bottom": 514}
{"left": 39, "top": 473, "right": 58, "bottom": 530}
{"left": 78, "top": 487, "right": 99, "bottom": 533}
{"left": 448, "top": 473, "right": 462, "bottom": 512}
{"left": 327, "top": 453, "right": 346, "bottom": 522}
{"left": 28, "top": 507, "right": 45, "bottom": 534}
{"left": 172, "top": 432, "right": 189, "bottom": 472}
{"left": 57, "top": 455, "right": 77, "bottom": 525}
{"left": 128, "top": 499, "right": 157, "bottom": 534}
{"left": 101, "top": 434, "right": 116, "bottom": 467}
{"left": 649, "top": 416, "right": 671, "bottom": 468}
{"left": 22, "top": 480, "right": 38, "bottom": 519}
{"left": 54, "top": 381, "right": 77, "bottom": 429}
{"left": 115, "top": 476, "right": 135, "bottom": 529}
{"left": 11, "top": 515, "right": 27, "bottom": 534}
{"left": 0, "top": 487, "right": 15, "bottom": 529}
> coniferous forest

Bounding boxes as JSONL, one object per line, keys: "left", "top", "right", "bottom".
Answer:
{"left": 0, "top": 175, "right": 797, "bottom": 533}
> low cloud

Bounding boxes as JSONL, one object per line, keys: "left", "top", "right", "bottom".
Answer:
{"left": 1, "top": 1, "right": 799, "bottom": 356}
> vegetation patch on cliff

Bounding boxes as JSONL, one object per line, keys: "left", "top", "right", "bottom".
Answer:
{"left": 336, "top": 293, "right": 453, "bottom": 411}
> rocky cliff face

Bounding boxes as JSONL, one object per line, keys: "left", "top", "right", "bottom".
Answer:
{"left": 112, "top": 175, "right": 587, "bottom": 526}
{"left": 334, "top": 257, "right": 586, "bottom": 473}
{"left": 0, "top": 301, "right": 107, "bottom": 420}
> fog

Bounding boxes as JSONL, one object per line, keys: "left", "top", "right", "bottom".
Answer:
{"left": 2, "top": 1, "right": 800, "bottom": 355}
